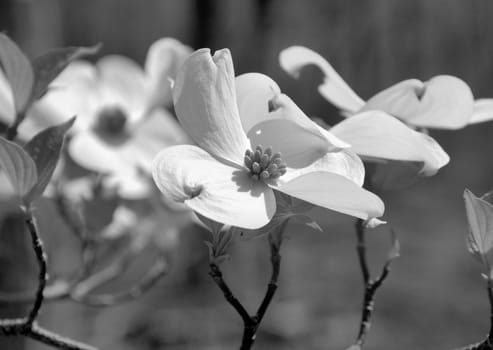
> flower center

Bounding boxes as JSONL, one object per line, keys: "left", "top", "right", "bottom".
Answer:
{"left": 95, "top": 106, "right": 128, "bottom": 135}
{"left": 244, "top": 145, "right": 287, "bottom": 181}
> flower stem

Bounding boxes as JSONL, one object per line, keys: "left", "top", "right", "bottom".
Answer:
{"left": 209, "top": 234, "right": 282, "bottom": 350}
{"left": 354, "top": 219, "right": 393, "bottom": 347}
{"left": 23, "top": 210, "right": 47, "bottom": 326}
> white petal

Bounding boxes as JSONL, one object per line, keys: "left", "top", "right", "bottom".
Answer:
{"left": 236, "top": 73, "right": 348, "bottom": 155}
{"left": 145, "top": 37, "right": 192, "bottom": 108}
{"left": 0, "top": 69, "right": 15, "bottom": 124}
{"left": 68, "top": 130, "right": 136, "bottom": 176}
{"left": 248, "top": 118, "right": 330, "bottom": 169}
{"left": 362, "top": 76, "right": 474, "bottom": 129}
{"left": 35, "top": 60, "right": 100, "bottom": 131}
{"left": 235, "top": 72, "right": 281, "bottom": 133}
{"left": 173, "top": 48, "right": 249, "bottom": 166}
{"left": 152, "top": 145, "right": 276, "bottom": 229}
{"left": 274, "top": 171, "right": 384, "bottom": 220}
{"left": 104, "top": 172, "right": 151, "bottom": 199}
{"left": 124, "top": 108, "right": 190, "bottom": 172}
{"left": 471, "top": 99, "right": 493, "bottom": 124}
{"left": 279, "top": 46, "right": 365, "bottom": 114}
{"left": 331, "top": 111, "right": 449, "bottom": 176}
{"left": 280, "top": 149, "right": 365, "bottom": 187}
{"left": 97, "top": 56, "right": 148, "bottom": 124}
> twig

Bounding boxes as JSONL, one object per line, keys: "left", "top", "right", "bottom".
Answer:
{"left": 354, "top": 219, "right": 394, "bottom": 347}
{"left": 0, "top": 208, "right": 100, "bottom": 350}
{"left": 24, "top": 323, "right": 98, "bottom": 350}
{"left": 209, "top": 232, "right": 282, "bottom": 350}
{"left": 240, "top": 236, "right": 281, "bottom": 350}
{"left": 23, "top": 210, "right": 48, "bottom": 326}
{"left": 208, "top": 262, "right": 252, "bottom": 324}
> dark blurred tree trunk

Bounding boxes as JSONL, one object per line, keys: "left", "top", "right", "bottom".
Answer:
{"left": 10, "top": 0, "right": 63, "bottom": 56}
{"left": 0, "top": 0, "right": 14, "bottom": 34}
{"left": 193, "top": 0, "right": 217, "bottom": 48}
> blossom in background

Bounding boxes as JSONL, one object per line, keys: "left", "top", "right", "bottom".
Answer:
{"left": 464, "top": 189, "right": 493, "bottom": 280}
{"left": 152, "top": 48, "right": 384, "bottom": 229}
{"left": 280, "top": 45, "right": 475, "bottom": 130}
{"left": 30, "top": 38, "right": 192, "bottom": 198}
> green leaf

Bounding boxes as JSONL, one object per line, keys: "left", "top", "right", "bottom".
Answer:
{"left": 31, "top": 44, "right": 101, "bottom": 101}
{"left": 0, "top": 33, "right": 34, "bottom": 113}
{"left": 23, "top": 117, "right": 75, "bottom": 202}
{"left": 0, "top": 137, "right": 37, "bottom": 197}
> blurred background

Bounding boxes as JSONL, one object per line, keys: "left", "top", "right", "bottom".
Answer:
{"left": 1, "top": 0, "right": 493, "bottom": 349}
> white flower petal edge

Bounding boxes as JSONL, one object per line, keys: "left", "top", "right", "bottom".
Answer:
{"left": 68, "top": 131, "right": 136, "bottom": 176}
{"left": 330, "top": 111, "right": 449, "bottom": 176}
{"left": 145, "top": 37, "right": 192, "bottom": 108}
{"left": 471, "top": 99, "right": 493, "bottom": 124}
{"left": 0, "top": 69, "right": 15, "bottom": 124}
{"left": 274, "top": 171, "right": 384, "bottom": 220}
{"left": 97, "top": 56, "right": 148, "bottom": 125}
{"left": 361, "top": 76, "right": 474, "bottom": 129}
{"left": 172, "top": 48, "right": 249, "bottom": 166}
{"left": 152, "top": 145, "right": 276, "bottom": 229}
{"left": 33, "top": 60, "right": 100, "bottom": 132}
{"left": 235, "top": 73, "right": 349, "bottom": 158}
{"left": 279, "top": 46, "right": 365, "bottom": 114}
{"left": 279, "top": 150, "right": 365, "bottom": 187}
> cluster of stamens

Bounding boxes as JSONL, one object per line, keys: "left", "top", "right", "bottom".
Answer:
{"left": 244, "top": 145, "right": 287, "bottom": 181}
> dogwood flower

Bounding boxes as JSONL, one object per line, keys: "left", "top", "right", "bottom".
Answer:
{"left": 280, "top": 46, "right": 474, "bottom": 130}
{"left": 279, "top": 46, "right": 451, "bottom": 188}
{"left": 152, "top": 48, "right": 384, "bottom": 229}
{"left": 30, "top": 38, "right": 191, "bottom": 198}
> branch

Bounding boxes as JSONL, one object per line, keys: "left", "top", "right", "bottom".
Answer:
{"left": 208, "top": 262, "right": 252, "bottom": 324}
{"left": 209, "top": 232, "right": 283, "bottom": 350}
{"left": 0, "top": 209, "right": 99, "bottom": 350}
{"left": 25, "top": 323, "right": 98, "bottom": 350}
{"left": 354, "top": 219, "right": 396, "bottom": 347}
{"left": 23, "top": 211, "right": 48, "bottom": 326}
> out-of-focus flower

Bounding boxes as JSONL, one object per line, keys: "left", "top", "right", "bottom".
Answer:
{"left": 464, "top": 189, "right": 493, "bottom": 280}
{"left": 31, "top": 38, "right": 192, "bottom": 198}
{"left": 152, "top": 48, "right": 384, "bottom": 229}
{"left": 101, "top": 197, "right": 193, "bottom": 254}
{"left": 280, "top": 46, "right": 474, "bottom": 130}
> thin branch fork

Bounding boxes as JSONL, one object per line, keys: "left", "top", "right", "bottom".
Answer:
{"left": 0, "top": 208, "right": 99, "bottom": 350}
{"left": 209, "top": 234, "right": 282, "bottom": 350}
{"left": 354, "top": 219, "right": 394, "bottom": 347}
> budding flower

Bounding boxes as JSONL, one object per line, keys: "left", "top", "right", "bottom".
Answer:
{"left": 464, "top": 189, "right": 493, "bottom": 280}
